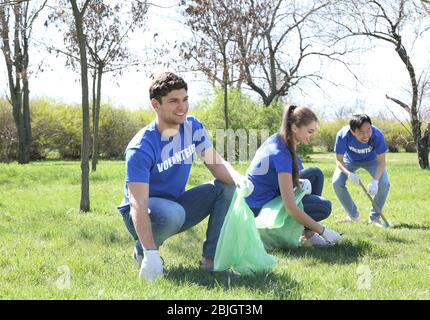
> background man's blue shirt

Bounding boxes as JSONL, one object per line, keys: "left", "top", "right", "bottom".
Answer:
{"left": 334, "top": 125, "right": 388, "bottom": 162}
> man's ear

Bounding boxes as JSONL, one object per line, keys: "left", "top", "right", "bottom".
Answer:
{"left": 151, "top": 98, "right": 160, "bottom": 111}
{"left": 349, "top": 128, "right": 358, "bottom": 137}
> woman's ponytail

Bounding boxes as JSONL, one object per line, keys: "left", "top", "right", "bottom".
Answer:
{"left": 280, "top": 104, "right": 300, "bottom": 187}
{"left": 279, "top": 104, "right": 318, "bottom": 187}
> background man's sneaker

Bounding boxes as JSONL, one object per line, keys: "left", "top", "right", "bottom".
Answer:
{"left": 343, "top": 215, "right": 360, "bottom": 223}
{"left": 338, "top": 215, "right": 360, "bottom": 224}
{"left": 300, "top": 233, "right": 333, "bottom": 246}
{"left": 132, "top": 248, "right": 144, "bottom": 267}
{"left": 368, "top": 217, "right": 384, "bottom": 228}
{"left": 348, "top": 215, "right": 360, "bottom": 223}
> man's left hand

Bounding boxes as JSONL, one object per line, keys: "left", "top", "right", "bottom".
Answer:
{"left": 367, "top": 179, "right": 379, "bottom": 196}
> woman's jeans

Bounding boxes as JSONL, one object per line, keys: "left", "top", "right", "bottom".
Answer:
{"left": 300, "top": 167, "right": 332, "bottom": 229}
{"left": 332, "top": 159, "right": 390, "bottom": 221}
{"left": 250, "top": 167, "right": 332, "bottom": 228}
{"left": 119, "top": 179, "right": 235, "bottom": 260}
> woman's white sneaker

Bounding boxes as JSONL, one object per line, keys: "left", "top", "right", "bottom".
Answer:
{"left": 300, "top": 233, "right": 333, "bottom": 246}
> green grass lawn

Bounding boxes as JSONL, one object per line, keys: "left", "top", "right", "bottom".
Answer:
{"left": 1, "top": 152, "right": 429, "bottom": 299}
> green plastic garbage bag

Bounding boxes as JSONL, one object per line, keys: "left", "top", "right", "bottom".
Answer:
{"left": 214, "top": 187, "right": 276, "bottom": 275}
{"left": 255, "top": 187, "right": 307, "bottom": 249}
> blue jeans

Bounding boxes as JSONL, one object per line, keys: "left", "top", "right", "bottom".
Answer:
{"left": 120, "top": 179, "right": 235, "bottom": 260}
{"left": 332, "top": 159, "right": 390, "bottom": 220}
{"left": 300, "top": 167, "right": 332, "bottom": 228}
{"left": 250, "top": 167, "right": 332, "bottom": 225}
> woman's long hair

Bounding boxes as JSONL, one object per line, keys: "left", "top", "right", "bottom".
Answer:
{"left": 279, "top": 104, "right": 318, "bottom": 187}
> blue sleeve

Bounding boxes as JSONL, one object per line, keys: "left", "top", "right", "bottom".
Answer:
{"left": 125, "top": 147, "right": 154, "bottom": 183}
{"left": 334, "top": 130, "right": 347, "bottom": 155}
{"left": 374, "top": 130, "right": 388, "bottom": 155}
{"left": 193, "top": 117, "right": 213, "bottom": 154}
{"left": 273, "top": 150, "right": 293, "bottom": 173}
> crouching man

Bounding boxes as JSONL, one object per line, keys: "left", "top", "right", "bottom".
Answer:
{"left": 117, "top": 72, "right": 248, "bottom": 281}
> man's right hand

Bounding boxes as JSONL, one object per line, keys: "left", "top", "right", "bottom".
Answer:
{"left": 139, "top": 249, "right": 163, "bottom": 282}
{"left": 236, "top": 176, "right": 254, "bottom": 197}
{"left": 348, "top": 172, "right": 360, "bottom": 185}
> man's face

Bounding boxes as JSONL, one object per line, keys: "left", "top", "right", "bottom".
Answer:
{"left": 152, "top": 89, "right": 189, "bottom": 126}
{"left": 351, "top": 122, "right": 372, "bottom": 144}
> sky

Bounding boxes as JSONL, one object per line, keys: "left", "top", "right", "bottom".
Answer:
{"left": 1, "top": 1, "right": 429, "bottom": 121}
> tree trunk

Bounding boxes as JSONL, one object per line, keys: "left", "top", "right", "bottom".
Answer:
{"left": 418, "top": 140, "right": 429, "bottom": 169}
{"left": 71, "top": 0, "right": 90, "bottom": 212}
{"left": 13, "top": 3, "right": 28, "bottom": 164}
{"left": 23, "top": 77, "right": 31, "bottom": 162}
{"left": 12, "top": 97, "right": 26, "bottom": 164}
{"left": 222, "top": 46, "right": 229, "bottom": 129}
{"left": 394, "top": 43, "right": 426, "bottom": 169}
{"left": 91, "top": 67, "right": 97, "bottom": 170}
{"left": 223, "top": 81, "right": 229, "bottom": 129}
{"left": 418, "top": 124, "right": 430, "bottom": 169}
{"left": 92, "top": 64, "right": 103, "bottom": 172}
{"left": 22, "top": 1, "right": 31, "bottom": 164}
{"left": 1, "top": 3, "right": 31, "bottom": 164}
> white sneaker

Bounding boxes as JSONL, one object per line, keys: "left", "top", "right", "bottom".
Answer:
{"left": 132, "top": 248, "right": 144, "bottom": 267}
{"left": 340, "top": 215, "right": 360, "bottom": 223}
{"left": 349, "top": 215, "right": 360, "bottom": 223}
{"left": 338, "top": 215, "right": 360, "bottom": 224}
{"left": 368, "top": 217, "right": 384, "bottom": 228}
{"left": 300, "top": 233, "right": 333, "bottom": 247}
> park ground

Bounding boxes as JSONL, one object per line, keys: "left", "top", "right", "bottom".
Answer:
{"left": 0, "top": 152, "right": 429, "bottom": 299}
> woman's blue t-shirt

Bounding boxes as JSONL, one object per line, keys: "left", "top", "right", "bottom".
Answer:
{"left": 245, "top": 133, "right": 303, "bottom": 209}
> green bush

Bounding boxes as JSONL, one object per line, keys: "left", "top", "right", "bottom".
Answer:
{"left": 192, "top": 88, "right": 283, "bottom": 133}
{"left": 373, "top": 120, "right": 400, "bottom": 152}
{"left": 191, "top": 88, "right": 312, "bottom": 160}
{"left": 0, "top": 100, "right": 17, "bottom": 161}
{"left": 373, "top": 119, "right": 415, "bottom": 153}
{"left": 3, "top": 93, "right": 418, "bottom": 163}
{"left": 297, "top": 143, "right": 313, "bottom": 160}
{"left": 1, "top": 98, "right": 154, "bottom": 162}
{"left": 313, "top": 119, "right": 349, "bottom": 152}
{"left": 30, "top": 99, "right": 82, "bottom": 159}
{"left": 98, "top": 106, "right": 152, "bottom": 159}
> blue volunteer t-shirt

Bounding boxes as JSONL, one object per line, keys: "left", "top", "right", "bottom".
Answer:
{"left": 245, "top": 133, "right": 304, "bottom": 209}
{"left": 117, "top": 116, "right": 212, "bottom": 212}
{"left": 334, "top": 125, "right": 388, "bottom": 162}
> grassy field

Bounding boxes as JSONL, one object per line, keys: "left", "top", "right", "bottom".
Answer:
{"left": 0, "top": 152, "right": 429, "bottom": 300}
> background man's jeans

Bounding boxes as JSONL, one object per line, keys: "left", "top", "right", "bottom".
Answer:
{"left": 332, "top": 159, "right": 390, "bottom": 221}
{"left": 120, "top": 179, "right": 235, "bottom": 260}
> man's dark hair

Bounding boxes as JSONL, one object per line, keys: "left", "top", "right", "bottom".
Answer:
{"left": 149, "top": 72, "right": 188, "bottom": 103}
{"left": 350, "top": 114, "right": 372, "bottom": 131}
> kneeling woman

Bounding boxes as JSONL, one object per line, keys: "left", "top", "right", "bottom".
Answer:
{"left": 246, "top": 104, "right": 342, "bottom": 246}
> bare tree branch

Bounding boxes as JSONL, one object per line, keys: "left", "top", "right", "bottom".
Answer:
{"left": 385, "top": 103, "right": 413, "bottom": 137}
{"left": 385, "top": 94, "right": 411, "bottom": 114}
